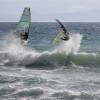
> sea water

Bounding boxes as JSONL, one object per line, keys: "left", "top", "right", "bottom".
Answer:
{"left": 0, "top": 22, "right": 100, "bottom": 100}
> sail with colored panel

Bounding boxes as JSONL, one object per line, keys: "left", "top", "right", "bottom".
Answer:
{"left": 53, "top": 32, "right": 64, "bottom": 45}
{"left": 15, "top": 7, "right": 31, "bottom": 41}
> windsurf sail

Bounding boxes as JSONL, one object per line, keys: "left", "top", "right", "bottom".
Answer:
{"left": 53, "top": 32, "right": 64, "bottom": 45}
{"left": 53, "top": 19, "right": 69, "bottom": 45}
{"left": 14, "top": 7, "right": 31, "bottom": 41}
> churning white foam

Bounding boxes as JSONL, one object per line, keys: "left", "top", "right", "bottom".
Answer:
{"left": 1, "top": 32, "right": 82, "bottom": 56}
{"left": 0, "top": 32, "right": 82, "bottom": 66}
{"left": 54, "top": 33, "right": 82, "bottom": 54}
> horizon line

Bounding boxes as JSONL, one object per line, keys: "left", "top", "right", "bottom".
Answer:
{"left": 0, "top": 21, "right": 100, "bottom": 23}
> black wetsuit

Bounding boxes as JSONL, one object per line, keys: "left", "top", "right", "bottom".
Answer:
{"left": 61, "top": 36, "right": 69, "bottom": 41}
{"left": 21, "top": 32, "right": 28, "bottom": 40}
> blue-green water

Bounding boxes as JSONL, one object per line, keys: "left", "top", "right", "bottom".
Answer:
{"left": 0, "top": 22, "right": 100, "bottom": 100}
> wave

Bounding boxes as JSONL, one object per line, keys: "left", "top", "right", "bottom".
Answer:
{"left": 0, "top": 32, "right": 99, "bottom": 68}
{"left": 11, "top": 87, "right": 100, "bottom": 99}
{"left": 51, "top": 90, "right": 98, "bottom": 100}
{"left": 0, "top": 49, "right": 100, "bottom": 68}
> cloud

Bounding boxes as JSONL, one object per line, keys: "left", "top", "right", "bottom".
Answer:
{"left": 0, "top": 0, "right": 100, "bottom": 22}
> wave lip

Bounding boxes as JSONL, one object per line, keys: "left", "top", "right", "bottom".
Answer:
{"left": 0, "top": 50, "right": 100, "bottom": 68}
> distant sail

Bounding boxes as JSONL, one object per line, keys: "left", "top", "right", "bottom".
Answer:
{"left": 14, "top": 7, "right": 31, "bottom": 41}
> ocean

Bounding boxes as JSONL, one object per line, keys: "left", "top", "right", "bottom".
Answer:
{"left": 0, "top": 22, "right": 100, "bottom": 100}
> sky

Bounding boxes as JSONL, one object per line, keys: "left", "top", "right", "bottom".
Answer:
{"left": 0, "top": 0, "right": 100, "bottom": 22}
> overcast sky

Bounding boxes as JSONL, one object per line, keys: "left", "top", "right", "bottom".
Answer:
{"left": 0, "top": 0, "right": 100, "bottom": 22}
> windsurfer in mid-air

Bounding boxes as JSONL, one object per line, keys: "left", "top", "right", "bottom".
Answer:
{"left": 53, "top": 19, "right": 70, "bottom": 45}
{"left": 20, "top": 29, "right": 29, "bottom": 40}
{"left": 56, "top": 19, "right": 70, "bottom": 41}
{"left": 14, "top": 7, "right": 31, "bottom": 43}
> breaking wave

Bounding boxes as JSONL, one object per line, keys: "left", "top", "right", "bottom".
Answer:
{"left": 0, "top": 32, "right": 99, "bottom": 68}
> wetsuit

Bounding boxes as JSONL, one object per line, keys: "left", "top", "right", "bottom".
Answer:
{"left": 21, "top": 32, "right": 28, "bottom": 40}
{"left": 61, "top": 36, "right": 69, "bottom": 41}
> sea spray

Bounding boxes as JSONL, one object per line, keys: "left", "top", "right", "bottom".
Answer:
{"left": 54, "top": 33, "right": 82, "bottom": 54}
{"left": 0, "top": 32, "right": 100, "bottom": 67}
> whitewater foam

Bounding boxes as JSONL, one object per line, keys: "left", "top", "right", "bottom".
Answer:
{"left": 1, "top": 32, "right": 99, "bottom": 67}
{"left": 54, "top": 33, "right": 82, "bottom": 54}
